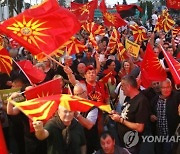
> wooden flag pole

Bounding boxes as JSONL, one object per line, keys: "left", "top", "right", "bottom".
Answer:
{"left": 12, "top": 59, "right": 34, "bottom": 86}
{"left": 43, "top": 52, "right": 65, "bottom": 68}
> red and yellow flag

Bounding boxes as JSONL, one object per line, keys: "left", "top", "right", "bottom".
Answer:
{"left": 8, "top": 95, "right": 60, "bottom": 122}
{"left": 9, "top": 94, "right": 111, "bottom": 121}
{"left": 0, "top": 45, "right": 12, "bottom": 75}
{"left": 161, "top": 45, "right": 180, "bottom": 84}
{"left": 106, "top": 28, "right": 120, "bottom": 54}
{"left": 0, "top": 0, "right": 80, "bottom": 56}
{"left": 88, "top": 33, "right": 98, "bottom": 50}
{"left": 71, "top": 0, "right": 97, "bottom": 23}
{"left": 102, "top": 12, "right": 127, "bottom": 28}
{"left": 140, "top": 43, "right": 167, "bottom": 88}
{"left": 117, "top": 40, "right": 128, "bottom": 61}
{"left": 25, "top": 78, "right": 62, "bottom": 100}
{"left": 17, "top": 60, "right": 46, "bottom": 84}
{"left": 130, "top": 24, "right": 148, "bottom": 43}
{"left": 81, "top": 22, "right": 105, "bottom": 36}
{"left": 162, "top": 9, "right": 175, "bottom": 32}
{"left": 99, "top": 0, "right": 107, "bottom": 13}
{"left": 59, "top": 94, "right": 111, "bottom": 113}
{"left": 99, "top": 70, "right": 117, "bottom": 85}
{"left": 61, "top": 36, "right": 87, "bottom": 55}
{"left": 99, "top": 0, "right": 126, "bottom": 28}
{"left": 172, "top": 26, "right": 180, "bottom": 38}
{"left": 154, "top": 15, "right": 164, "bottom": 32}
{"left": 154, "top": 9, "right": 175, "bottom": 32}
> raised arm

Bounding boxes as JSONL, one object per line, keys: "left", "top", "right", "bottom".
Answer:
{"left": 33, "top": 121, "right": 49, "bottom": 140}
{"left": 63, "top": 66, "right": 79, "bottom": 86}
{"left": 7, "top": 92, "right": 21, "bottom": 115}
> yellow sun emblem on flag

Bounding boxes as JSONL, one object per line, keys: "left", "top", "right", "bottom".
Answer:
{"left": 104, "top": 12, "right": 116, "bottom": 24}
{"left": 7, "top": 16, "right": 50, "bottom": 48}
{"left": 80, "top": 4, "right": 90, "bottom": 15}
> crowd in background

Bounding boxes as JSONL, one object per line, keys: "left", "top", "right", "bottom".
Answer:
{"left": 0, "top": 10, "right": 180, "bottom": 154}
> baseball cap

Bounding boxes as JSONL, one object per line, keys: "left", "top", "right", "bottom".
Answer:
{"left": 85, "top": 65, "right": 95, "bottom": 73}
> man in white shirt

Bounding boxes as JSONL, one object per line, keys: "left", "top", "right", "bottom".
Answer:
{"left": 151, "top": 11, "right": 158, "bottom": 31}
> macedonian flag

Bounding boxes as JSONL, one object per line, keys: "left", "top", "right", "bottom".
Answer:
{"left": 81, "top": 22, "right": 105, "bottom": 36}
{"left": 117, "top": 40, "right": 128, "bottom": 61}
{"left": 0, "top": 0, "right": 80, "bottom": 56}
{"left": 154, "top": 9, "right": 175, "bottom": 32}
{"left": 61, "top": 36, "right": 87, "bottom": 55}
{"left": 102, "top": 12, "right": 127, "bottom": 28}
{"left": 172, "top": 26, "right": 180, "bottom": 38}
{"left": 0, "top": 45, "right": 12, "bottom": 75}
{"left": 9, "top": 94, "right": 111, "bottom": 121}
{"left": 71, "top": 0, "right": 97, "bottom": 23}
{"left": 130, "top": 24, "right": 148, "bottom": 43}
{"left": 106, "top": 27, "right": 120, "bottom": 54}
{"left": 140, "top": 43, "right": 167, "bottom": 88}
{"left": 88, "top": 33, "right": 98, "bottom": 50}
{"left": 161, "top": 45, "right": 180, "bottom": 85}
{"left": 99, "top": 0, "right": 126, "bottom": 28}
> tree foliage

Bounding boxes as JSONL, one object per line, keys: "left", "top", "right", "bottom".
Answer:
{"left": 146, "top": 1, "right": 153, "bottom": 20}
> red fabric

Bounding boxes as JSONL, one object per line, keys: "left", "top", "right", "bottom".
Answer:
{"left": 82, "top": 81, "right": 109, "bottom": 104}
{"left": 0, "top": 46, "right": 12, "bottom": 75}
{"left": 62, "top": 36, "right": 87, "bottom": 55}
{"left": 116, "top": 4, "right": 142, "bottom": 12}
{"left": 25, "top": 78, "right": 62, "bottom": 100}
{"left": 12, "top": 94, "right": 110, "bottom": 121}
{"left": 102, "top": 11, "right": 127, "bottom": 28}
{"left": 99, "top": 1, "right": 126, "bottom": 28}
{"left": 140, "top": 43, "right": 167, "bottom": 88}
{"left": 81, "top": 22, "right": 105, "bottom": 36}
{"left": 99, "top": 0, "right": 107, "bottom": 13}
{"left": 0, "top": 123, "right": 8, "bottom": 154}
{"left": 101, "top": 69, "right": 117, "bottom": 85}
{"left": 71, "top": 0, "right": 97, "bottom": 23}
{"left": 17, "top": 60, "right": 46, "bottom": 84}
{"left": 129, "top": 24, "right": 148, "bottom": 43}
{"left": 0, "top": 0, "right": 80, "bottom": 56}
{"left": 166, "top": 0, "right": 180, "bottom": 9}
{"left": 161, "top": 47, "right": 180, "bottom": 84}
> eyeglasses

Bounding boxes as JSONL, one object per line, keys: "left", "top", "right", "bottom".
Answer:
{"left": 74, "top": 91, "right": 85, "bottom": 96}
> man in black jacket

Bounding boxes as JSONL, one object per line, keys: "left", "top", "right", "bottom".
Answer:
{"left": 150, "top": 78, "right": 180, "bottom": 154}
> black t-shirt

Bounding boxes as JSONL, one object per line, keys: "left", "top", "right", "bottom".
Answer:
{"left": 117, "top": 92, "right": 149, "bottom": 146}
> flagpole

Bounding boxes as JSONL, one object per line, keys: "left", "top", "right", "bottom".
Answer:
{"left": 160, "top": 45, "right": 180, "bottom": 80}
{"left": 43, "top": 52, "right": 65, "bottom": 68}
{"left": 12, "top": 59, "right": 34, "bottom": 85}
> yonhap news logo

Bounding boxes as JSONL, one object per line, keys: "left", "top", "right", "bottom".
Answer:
{"left": 123, "top": 131, "right": 180, "bottom": 148}
{"left": 123, "top": 131, "right": 139, "bottom": 148}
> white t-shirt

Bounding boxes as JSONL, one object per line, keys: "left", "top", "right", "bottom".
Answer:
{"left": 152, "top": 14, "right": 158, "bottom": 26}
{"left": 114, "top": 82, "right": 126, "bottom": 112}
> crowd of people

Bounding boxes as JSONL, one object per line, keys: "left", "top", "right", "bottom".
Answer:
{"left": 0, "top": 8, "right": 180, "bottom": 154}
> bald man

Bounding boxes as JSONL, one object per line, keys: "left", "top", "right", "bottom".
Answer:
{"left": 33, "top": 105, "right": 86, "bottom": 154}
{"left": 151, "top": 78, "right": 180, "bottom": 154}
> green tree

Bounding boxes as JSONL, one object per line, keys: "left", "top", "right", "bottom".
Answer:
{"left": 139, "top": 1, "right": 146, "bottom": 18}
{"left": 146, "top": 1, "right": 153, "bottom": 20}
